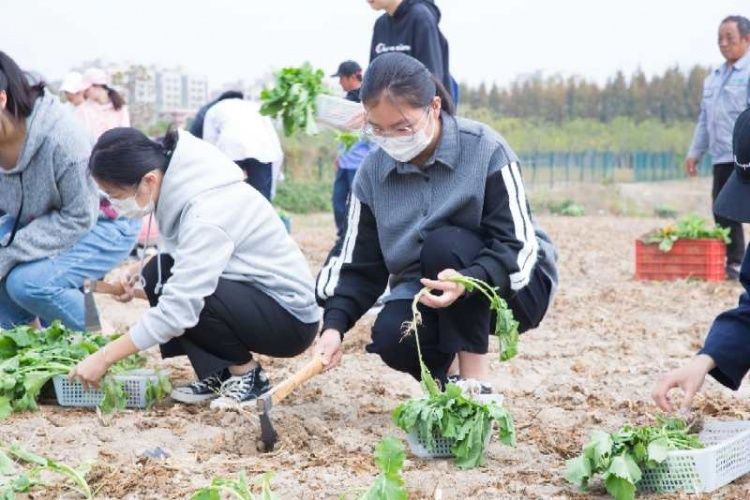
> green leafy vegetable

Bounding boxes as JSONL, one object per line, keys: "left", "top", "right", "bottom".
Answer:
{"left": 565, "top": 416, "right": 703, "bottom": 500}
{"left": 0, "top": 322, "right": 149, "bottom": 417}
{"left": 336, "top": 131, "right": 360, "bottom": 152}
{"left": 0, "top": 442, "right": 92, "bottom": 498}
{"left": 393, "top": 281, "right": 516, "bottom": 469}
{"left": 643, "top": 214, "right": 731, "bottom": 252}
{"left": 359, "top": 437, "right": 408, "bottom": 500}
{"left": 260, "top": 63, "right": 326, "bottom": 136}
{"left": 191, "top": 472, "right": 277, "bottom": 500}
{"left": 548, "top": 199, "right": 585, "bottom": 217}
{"left": 98, "top": 377, "right": 127, "bottom": 415}
{"left": 145, "top": 373, "right": 172, "bottom": 410}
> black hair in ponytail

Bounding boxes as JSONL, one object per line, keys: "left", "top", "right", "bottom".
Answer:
{"left": 0, "top": 51, "right": 44, "bottom": 120}
{"left": 89, "top": 127, "right": 178, "bottom": 187}
{"left": 360, "top": 52, "right": 454, "bottom": 115}
{"left": 102, "top": 85, "right": 125, "bottom": 110}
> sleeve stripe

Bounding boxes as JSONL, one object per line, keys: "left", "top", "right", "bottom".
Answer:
{"left": 316, "top": 195, "right": 362, "bottom": 300}
{"left": 501, "top": 161, "right": 538, "bottom": 290}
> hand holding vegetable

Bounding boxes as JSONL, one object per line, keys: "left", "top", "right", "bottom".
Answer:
{"left": 419, "top": 269, "right": 466, "bottom": 309}
{"left": 317, "top": 329, "right": 343, "bottom": 372}
{"left": 652, "top": 354, "right": 715, "bottom": 413}
{"left": 69, "top": 333, "right": 140, "bottom": 389}
{"left": 67, "top": 349, "right": 111, "bottom": 390}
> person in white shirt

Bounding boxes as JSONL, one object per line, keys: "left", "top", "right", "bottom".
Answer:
{"left": 202, "top": 92, "right": 283, "bottom": 200}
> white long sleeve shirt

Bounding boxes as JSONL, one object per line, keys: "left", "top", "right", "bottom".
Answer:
{"left": 202, "top": 98, "right": 283, "bottom": 164}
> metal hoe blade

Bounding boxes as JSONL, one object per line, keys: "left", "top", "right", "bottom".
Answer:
{"left": 258, "top": 410, "right": 278, "bottom": 452}
{"left": 83, "top": 282, "right": 102, "bottom": 332}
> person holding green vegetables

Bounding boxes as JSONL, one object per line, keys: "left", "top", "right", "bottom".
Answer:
{"left": 68, "top": 127, "right": 320, "bottom": 409}
{"left": 314, "top": 53, "right": 557, "bottom": 393}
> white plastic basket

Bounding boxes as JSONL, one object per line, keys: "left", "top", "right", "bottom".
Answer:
{"left": 639, "top": 420, "right": 750, "bottom": 494}
{"left": 53, "top": 369, "right": 163, "bottom": 409}
{"left": 405, "top": 394, "right": 503, "bottom": 459}
{"left": 315, "top": 94, "right": 363, "bottom": 130}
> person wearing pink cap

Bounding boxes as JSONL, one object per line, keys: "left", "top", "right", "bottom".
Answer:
{"left": 74, "top": 68, "right": 130, "bottom": 140}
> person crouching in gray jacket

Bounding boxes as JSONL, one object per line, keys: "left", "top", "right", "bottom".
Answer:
{"left": 68, "top": 127, "right": 321, "bottom": 410}
{"left": 0, "top": 51, "right": 138, "bottom": 332}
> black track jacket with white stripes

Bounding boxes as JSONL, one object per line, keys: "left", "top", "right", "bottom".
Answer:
{"left": 316, "top": 112, "right": 549, "bottom": 336}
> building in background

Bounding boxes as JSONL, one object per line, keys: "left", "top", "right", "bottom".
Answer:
{"left": 66, "top": 61, "right": 208, "bottom": 130}
{"left": 183, "top": 74, "right": 209, "bottom": 110}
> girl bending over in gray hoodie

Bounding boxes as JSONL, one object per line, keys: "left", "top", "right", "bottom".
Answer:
{"left": 0, "top": 51, "right": 138, "bottom": 331}
{"left": 68, "top": 127, "right": 321, "bottom": 409}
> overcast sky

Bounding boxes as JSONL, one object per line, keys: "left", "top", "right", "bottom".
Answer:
{"left": 4, "top": 0, "right": 749, "bottom": 89}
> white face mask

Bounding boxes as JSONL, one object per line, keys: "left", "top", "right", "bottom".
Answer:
{"left": 370, "top": 111, "right": 436, "bottom": 163}
{"left": 110, "top": 185, "right": 154, "bottom": 219}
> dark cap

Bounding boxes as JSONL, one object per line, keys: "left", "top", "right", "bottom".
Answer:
{"left": 714, "top": 108, "right": 750, "bottom": 222}
{"left": 331, "top": 60, "right": 362, "bottom": 78}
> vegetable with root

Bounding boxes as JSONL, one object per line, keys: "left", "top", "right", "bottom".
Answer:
{"left": 393, "top": 274, "right": 517, "bottom": 468}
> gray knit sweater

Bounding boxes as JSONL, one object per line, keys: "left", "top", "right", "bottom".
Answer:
{"left": 0, "top": 91, "right": 98, "bottom": 277}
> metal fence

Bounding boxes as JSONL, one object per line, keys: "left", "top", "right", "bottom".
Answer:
{"left": 519, "top": 151, "right": 713, "bottom": 187}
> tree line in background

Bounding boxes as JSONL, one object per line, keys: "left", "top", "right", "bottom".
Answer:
{"left": 457, "top": 65, "right": 711, "bottom": 124}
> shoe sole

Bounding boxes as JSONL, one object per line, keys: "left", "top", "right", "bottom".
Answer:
{"left": 209, "top": 386, "right": 272, "bottom": 411}
{"left": 170, "top": 389, "right": 219, "bottom": 404}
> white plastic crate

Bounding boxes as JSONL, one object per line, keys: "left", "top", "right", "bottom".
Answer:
{"left": 53, "top": 369, "right": 162, "bottom": 409}
{"left": 405, "top": 394, "right": 504, "bottom": 459}
{"left": 315, "top": 94, "right": 363, "bottom": 130}
{"left": 639, "top": 420, "right": 750, "bottom": 494}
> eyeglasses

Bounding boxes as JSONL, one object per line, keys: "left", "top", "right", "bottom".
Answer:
{"left": 362, "top": 107, "right": 431, "bottom": 138}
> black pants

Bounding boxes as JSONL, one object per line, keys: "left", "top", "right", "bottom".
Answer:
{"left": 366, "top": 226, "right": 554, "bottom": 383}
{"left": 142, "top": 254, "right": 318, "bottom": 379}
{"left": 236, "top": 158, "right": 273, "bottom": 201}
{"left": 713, "top": 163, "right": 746, "bottom": 265}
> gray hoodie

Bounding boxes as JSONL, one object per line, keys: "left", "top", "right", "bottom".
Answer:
{"left": 0, "top": 91, "right": 98, "bottom": 277}
{"left": 129, "top": 130, "right": 320, "bottom": 350}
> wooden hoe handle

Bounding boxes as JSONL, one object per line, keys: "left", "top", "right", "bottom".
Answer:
{"left": 269, "top": 356, "right": 325, "bottom": 406}
{"left": 85, "top": 280, "right": 148, "bottom": 301}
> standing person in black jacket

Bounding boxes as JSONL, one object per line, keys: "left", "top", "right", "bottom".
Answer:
{"left": 368, "top": 0, "right": 457, "bottom": 103}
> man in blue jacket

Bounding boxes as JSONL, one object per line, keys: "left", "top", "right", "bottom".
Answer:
{"left": 331, "top": 61, "right": 376, "bottom": 238}
{"left": 653, "top": 108, "right": 750, "bottom": 413}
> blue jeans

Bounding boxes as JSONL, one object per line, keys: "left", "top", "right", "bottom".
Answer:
{"left": 332, "top": 168, "right": 358, "bottom": 239}
{"left": 0, "top": 217, "right": 140, "bottom": 330}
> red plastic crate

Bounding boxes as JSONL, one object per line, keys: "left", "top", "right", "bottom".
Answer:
{"left": 635, "top": 239, "right": 726, "bottom": 282}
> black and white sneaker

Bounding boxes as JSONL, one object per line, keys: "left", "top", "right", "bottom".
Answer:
{"left": 170, "top": 369, "right": 229, "bottom": 404}
{"left": 210, "top": 365, "right": 271, "bottom": 410}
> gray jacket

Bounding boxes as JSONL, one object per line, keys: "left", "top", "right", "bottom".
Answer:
{"left": 317, "top": 113, "right": 558, "bottom": 334}
{"left": 688, "top": 51, "right": 750, "bottom": 164}
{"left": 0, "top": 91, "right": 98, "bottom": 277}
{"left": 129, "top": 130, "right": 320, "bottom": 350}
